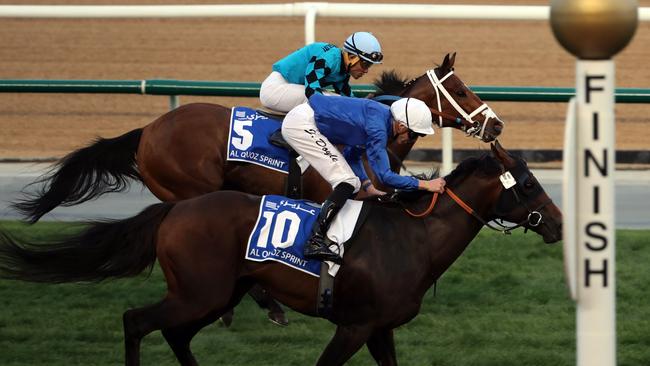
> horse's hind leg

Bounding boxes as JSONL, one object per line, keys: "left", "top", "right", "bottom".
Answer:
{"left": 247, "top": 284, "right": 288, "bottom": 326}
{"left": 161, "top": 311, "right": 221, "bottom": 366}
{"left": 367, "top": 328, "right": 397, "bottom": 366}
{"left": 123, "top": 296, "right": 225, "bottom": 366}
{"left": 161, "top": 283, "right": 252, "bottom": 365}
{"left": 219, "top": 285, "right": 287, "bottom": 328}
{"left": 315, "top": 325, "right": 374, "bottom": 366}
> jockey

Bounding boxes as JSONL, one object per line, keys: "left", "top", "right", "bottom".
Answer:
{"left": 260, "top": 31, "right": 383, "bottom": 113}
{"left": 281, "top": 95, "right": 447, "bottom": 263}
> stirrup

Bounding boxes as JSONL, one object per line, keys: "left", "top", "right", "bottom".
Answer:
{"left": 304, "top": 237, "right": 342, "bottom": 264}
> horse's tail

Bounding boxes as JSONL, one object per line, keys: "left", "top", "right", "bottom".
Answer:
{"left": 11, "top": 128, "right": 144, "bottom": 224}
{"left": 0, "top": 202, "right": 174, "bottom": 284}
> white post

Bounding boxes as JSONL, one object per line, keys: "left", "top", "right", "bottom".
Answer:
{"left": 169, "top": 95, "right": 179, "bottom": 110}
{"left": 562, "top": 97, "right": 577, "bottom": 300}
{"left": 551, "top": 1, "right": 637, "bottom": 365}
{"left": 441, "top": 128, "right": 453, "bottom": 175}
{"left": 304, "top": 6, "right": 317, "bottom": 44}
{"left": 574, "top": 59, "right": 616, "bottom": 366}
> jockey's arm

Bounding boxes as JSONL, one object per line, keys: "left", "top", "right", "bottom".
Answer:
{"left": 365, "top": 126, "right": 419, "bottom": 191}
{"left": 304, "top": 57, "right": 333, "bottom": 98}
{"left": 333, "top": 77, "right": 354, "bottom": 98}
{"left": 343, "top": 146, "right": 370, "bottom": 184}
{"left": 344, "top": 146, "right": 387, "bottom": 197}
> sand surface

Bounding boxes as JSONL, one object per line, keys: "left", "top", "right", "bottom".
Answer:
{"left": 1, "top": 0, "right": 649, "bottom": 159}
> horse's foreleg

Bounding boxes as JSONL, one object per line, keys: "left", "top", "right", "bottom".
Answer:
{"left": 315, "top": 325, "right": 374, "bottom": 366}
{"left": 367, "top": 328, "right": 397, "bottom": 366}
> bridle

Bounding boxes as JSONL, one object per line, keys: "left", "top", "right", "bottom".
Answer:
{"left": 426, "top": 68, "right": 501, "bottom": 140}
{"left": 490, "top": 169, "right": 552, "bottom": 234}
{"left": 402, "top": 170, "right": 552, "bottom": 235}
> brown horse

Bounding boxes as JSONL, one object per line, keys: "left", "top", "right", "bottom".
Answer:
{"left": 0, "top": 142, "right": 561, "bottom": 366}
{"left": 10, "top": 52, "right": 504, "bottom": 327}
{"left": 12, "top": 53, "right": 503, "bottom": 223}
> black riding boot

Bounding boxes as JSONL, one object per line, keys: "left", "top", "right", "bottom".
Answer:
{"left": 304, "top": 183, "right": 355, "bottom": 264}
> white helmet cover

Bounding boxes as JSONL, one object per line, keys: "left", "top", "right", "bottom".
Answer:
{"left": 390, "top": 98, "right": 435, "bottom": 135}
{"left": 343, "top": 32, "right": 383, "bottom": 64}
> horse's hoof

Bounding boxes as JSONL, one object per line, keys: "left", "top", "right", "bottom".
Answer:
{"left": 268, "top": 312, "right": 289, "bottom": 327}
{"left": 220, "top": 313, "right": 234, "bottom": 328}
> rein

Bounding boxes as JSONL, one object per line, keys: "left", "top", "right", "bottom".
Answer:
{"left": 403, "top": 187, "right": 551, "bottom": 235}
{"left": 404, "top": 192, "right": 439, "bottom": 217}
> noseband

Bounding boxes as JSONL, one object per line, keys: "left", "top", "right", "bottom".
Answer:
{"left": 426, "top": 69, "right": 500, "bottom": 140}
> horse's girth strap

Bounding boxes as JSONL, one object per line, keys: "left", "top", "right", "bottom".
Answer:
{"left": 405, "top": 192, "right": 439, "bottom": 218}
{"left": 445, "top": 188, "right": 474, "bottom": 215}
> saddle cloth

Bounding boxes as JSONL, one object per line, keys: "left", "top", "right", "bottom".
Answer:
{"left": 227, "top": 106, "right": 309, "bottom": 174}
{"left": 245, "top": 195, "right": 364, "bottom": 277}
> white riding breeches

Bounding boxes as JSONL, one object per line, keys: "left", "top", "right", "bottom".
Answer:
{"left": 259, "top": 71, "right": 308, "bottom": 113}
{"left": 281, "top": 103, "right": 361, "bottom": 193}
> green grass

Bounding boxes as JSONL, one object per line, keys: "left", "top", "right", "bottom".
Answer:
{"left": 0, "top": 221, "right": 648, "bottom": 365}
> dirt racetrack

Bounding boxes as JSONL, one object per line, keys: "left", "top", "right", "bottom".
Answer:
{"left": 1, "top": 0, "right": 649, "bottom": 160}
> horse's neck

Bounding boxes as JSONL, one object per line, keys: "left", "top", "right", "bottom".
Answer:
{"left": 381, "top": 77, "right": 428, "bottom": 167}
{"left": 356, "top": 196, "right": 485, "bottom": 300}
{"left": 421, "top": 181, "right": 499, "bottom": 282}
{"left": 386, "top": 140, "right": 414, "bottom": 166}
{"left": 400, "top": 75, "right": 432, "bottom": 104}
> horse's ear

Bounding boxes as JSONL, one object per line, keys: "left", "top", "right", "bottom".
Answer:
{"left": 491, "top": 140, "right": 516, "bottom": 168}
{"left": 441, "top": 52, "right": 457, "bottom": 72}
{"left": 449, "top": 52, "right": 456, "bottom": 68}
{"left": 441, "top": 53, "right": 450, "bottom": 70}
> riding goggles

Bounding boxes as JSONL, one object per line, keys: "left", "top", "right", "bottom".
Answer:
{"left": 358, "top": 51, "right": 383, "bottom": 64}
{"left": 408, "top": 130, "right": 427, "bottom": 140}
{"left": 359, "top": 59, "right": 375, "bottom": 69}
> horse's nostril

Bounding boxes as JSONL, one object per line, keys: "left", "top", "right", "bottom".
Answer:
{"left": 494, "top": 123, "right": 503, "bottom": 133}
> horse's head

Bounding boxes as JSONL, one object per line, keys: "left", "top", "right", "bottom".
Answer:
{"left": 488, "top": 141, "right": 562, "bottom": 243}
{"left": 442, "top": 141, "right": 561, "bottom": 243}
{"left": 399, "top": 53, "right": 504, "bottom": 142}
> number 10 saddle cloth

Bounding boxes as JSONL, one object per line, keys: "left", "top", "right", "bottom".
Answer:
{"left": 245, "top": 195, "right": 369, "bottom": 277}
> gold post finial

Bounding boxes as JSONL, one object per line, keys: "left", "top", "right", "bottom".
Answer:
{"left": 550, "top": 0, "right": 638, "bottom": 59}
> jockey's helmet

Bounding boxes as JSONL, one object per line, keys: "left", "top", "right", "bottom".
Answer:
{"left": 390, "top": 98, "right": 435, "bottom": 135}
{"left": 343, "top": 32, "right": 383, "bottom": 64}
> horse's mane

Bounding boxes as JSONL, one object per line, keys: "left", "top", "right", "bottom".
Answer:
{"left": 384, "top": 154, "right": 502, "bottom": 203}
{"left": 372, "top": 70, "right": 418, "bottom": 96}
{"left": 444, "top": 154, "right": 502, "bottom": 187}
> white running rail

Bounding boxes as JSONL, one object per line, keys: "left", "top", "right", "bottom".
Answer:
{"left": 2, "top": 3, "right": 648, "bottom": 174}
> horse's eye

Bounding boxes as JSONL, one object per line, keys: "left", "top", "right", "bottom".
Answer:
{"left": 455, "top": 90, "right": 466, "bottom": 97}
{"left": 524, "top": 180, "right": 535, "bottom": 189}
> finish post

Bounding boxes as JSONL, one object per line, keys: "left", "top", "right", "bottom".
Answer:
{"left": 550, "top": 1, "right": 638, "bottom": 365}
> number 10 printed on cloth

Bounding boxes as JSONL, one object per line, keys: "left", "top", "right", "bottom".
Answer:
{"left": 246, "top": 195, "right": 322, "bottom": 276}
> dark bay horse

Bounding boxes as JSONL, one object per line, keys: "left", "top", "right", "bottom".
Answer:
{"left": 0, "top": 142, "right": 561, "bottom": 366}
{"left": 12, "top": 53, "right": 504, "bottom": 223}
